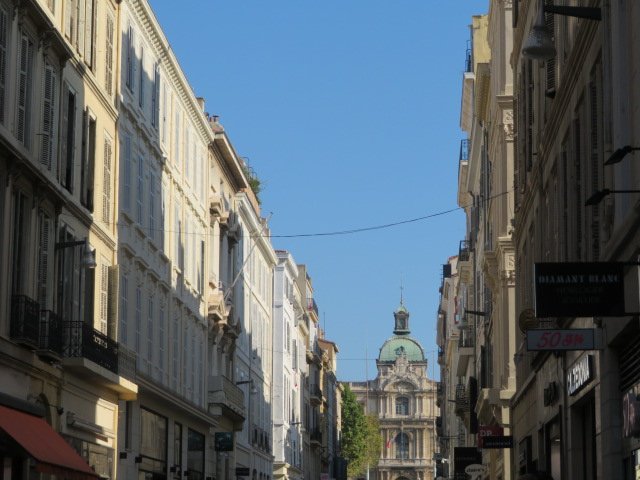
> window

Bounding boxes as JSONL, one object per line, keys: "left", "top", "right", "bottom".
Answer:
{"left": 59, "top": 84, "right": 76, "bottom": 192}
{"left": 158, "top": 304, "right": 165, "bottom": 378}
{"left": 0, "top": 5, "right": 8, "bottom": 124}
{"left": 147, "top": 297, "right": 154, "bottom": 372}
{"left": 120, "top": 274, "right": 128, "bottom": 344}
{"left": 174, "top": 201, "right": 182, "bottom": 270}
{"left": 149, "top": 172, "right": 156, "bottom": 241}
{"left": 139, "top": 407, "right": 167, "bottom": 477}
{"left": 173, "top": 423, "right": 182, "bottom": 479}
{"left": 64, "top": 0, "right": 77, "bottom": 43}
{"left": 187, "top": 429, "right": 204, "bottom": 480}
{"left": 56, "top": 226, "right": 82, "bottom": 322}
{"left": 17, "top": 31, "right": 35, "bottom": 147}
{"left": 136, "top": 156, "right": 144, "bottom": 223}
{"left": 99, "top": 263, "right": 108, "bottom": 334}
{"left": 139, "top": 45, "right": 144, "bottom": 108}
{"left": 151, "top": 64, "right": 160, "bottom": 128}
{"left": 104, "top": 14, "right": 114, "bottom": 95}
{"left": 81, "top": 0, "right": 95, "bottom": 68}
{"left": 11, "top": 191, "right": 30, "bottom": 295}
{"left": 135, "top": 287, "right": 142, "bottom": 358}
{"left": 396, "top": 397, "right": 409, "bottom": 416}
{"left": 122, "top": 135, "right": 131, "bottom": 212}
{"left": 395, "top": 432, "right": 409, "bottom": 459}
{"left": 173, "top": 108, "right": 180, "bottom": 167}
{"left": 80, "top": 111, "right": 96, "bottom": 211}
{"left": 172, "top": 311, "right": 179, "bottom": 391}
{"left": 40, "top": 62, "right": 57, "bottom": 170}
{"left": 125, "top": 24, "right": 134, "bottom": 91}
{"left": 102, "top": 135, "right": 112, "bottom": 223}
{"left": 37, "top": 210, "right": 52, "bottom": 308}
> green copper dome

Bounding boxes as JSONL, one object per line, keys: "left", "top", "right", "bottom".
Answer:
{"left": 378, "top": 336, "right": 425, "bottom": 362}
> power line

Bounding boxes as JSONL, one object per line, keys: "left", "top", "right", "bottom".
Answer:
{"left": 96, "top": 189, "right": 512, "bottom": 240}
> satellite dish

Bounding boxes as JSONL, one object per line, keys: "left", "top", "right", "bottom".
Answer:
{"left": 518, "top": 308, "right": 538, "bottom": 333}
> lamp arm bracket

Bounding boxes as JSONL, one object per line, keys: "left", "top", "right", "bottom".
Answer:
{"left": 543, "top": 5, "right": 601, "bottom": 21}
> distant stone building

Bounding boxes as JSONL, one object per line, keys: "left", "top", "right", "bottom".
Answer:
{"left": 345, "top": 302, "right": 439, "bottom": 480}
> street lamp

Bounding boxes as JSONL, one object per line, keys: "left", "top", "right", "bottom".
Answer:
{"left": 584, "top": 189, "right": 640, "bottom": 206}
{"left": 604, "top": 146, "right": 640, "bottom": 165}
{"left": 523, "top": 0, "right": 601, "bottom": 61}
{"left": 55, "top": 237, "right": 96, "bottom": 269}
{"left": 235, "top": 379, "right": 258, "bottom": 394}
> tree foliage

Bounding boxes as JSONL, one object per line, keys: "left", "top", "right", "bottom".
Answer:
{"left": 341, "top": 385, "right": 382, "bottom": 478}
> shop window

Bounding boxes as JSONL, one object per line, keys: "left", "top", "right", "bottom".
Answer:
{"left": 187, "top": 428, "right": 204, "bottom": 480}
{"left": 139, "top": 407, "right": 167, "bottom": 479}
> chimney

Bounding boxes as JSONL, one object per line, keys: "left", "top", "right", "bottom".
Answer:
{"left": 196, "top": 97, "right": 205, "bottom": 112}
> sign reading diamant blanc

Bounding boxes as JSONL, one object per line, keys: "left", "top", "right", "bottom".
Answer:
{"left": 534, "top": 262, "right": 626, "bottom": 317}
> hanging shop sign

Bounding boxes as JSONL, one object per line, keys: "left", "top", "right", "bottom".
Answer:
{"left": 214, "top": 432, "right": 234, "bottom": 451}
{"left": 478, "top": 424, "right": 504, "bottom": 448}
{"left": 534, "top": 262, "right": 625, "bottom": 317}
{"left": 526, "top": 328, "right": 597, "bottom": 351}
{"left": 454, "top": 447, "right": 482, "bottom": 480}
{"left": 567, "top": 355, "right": 593, "bottom": 396}
{"left": 481, "top": 435, "right": 514, "bottom": 449}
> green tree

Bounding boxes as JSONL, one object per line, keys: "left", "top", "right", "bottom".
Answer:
{"left": 341, "top": 386, "right": 381, "bottom": 478}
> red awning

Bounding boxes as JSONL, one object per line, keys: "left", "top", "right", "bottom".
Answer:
{"left": 0, "top": 404, "right": 100, "bottom": 479}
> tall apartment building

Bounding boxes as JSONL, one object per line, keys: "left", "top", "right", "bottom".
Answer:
{"left": 234, "top": 187, "right": 277, "bottom": 480}
{"left": 511, "top": 0, "right": 640, "bottom": 478}
{"left": 0, "top": 0, "right": 135, "bottom": 478}
{"left": 449, "top": 4, "right": 517, "bottom": 480}
{"left": 272, "top": 250, "right": 304, "bottom": 480}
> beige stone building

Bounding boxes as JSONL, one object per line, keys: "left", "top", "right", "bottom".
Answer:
{"left": 0, "top": 0, "right": 136, "bottom": 478}
{"left": 346, "top": 303, "right": 438, "bottom": 480}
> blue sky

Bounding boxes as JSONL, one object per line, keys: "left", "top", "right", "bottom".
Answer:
{"left": 150, "top": 0, "right": 488, "bottom": 381}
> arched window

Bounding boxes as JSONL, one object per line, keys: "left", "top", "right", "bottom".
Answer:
{"left": 396, "top": 396, "right": 409, "bottom": 415}
{"left": 395, "top": 432, "right": 409, "bottom": 459}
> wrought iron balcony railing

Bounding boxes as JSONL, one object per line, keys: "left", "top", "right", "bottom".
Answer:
{"left": 458, "top": 239, "right": 472, "bottom": 262}
{"left": 310, "top": 429, "right": 322, "bottom": 444}
{"left": 39, "top": 310, "right": 63, "bottom": 357}
{"left": 10, "top": 295, "right": 40, "bottom": 349}
{"left": 63, "top": 321, "right": 118, "bottom": 374}
{"left": 458, "top": 325, "right": 475, "bottom": 349}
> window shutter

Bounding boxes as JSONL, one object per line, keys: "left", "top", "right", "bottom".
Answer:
{"left": 126, "top": 25, "right": 135, "bottom": 91}
{"left": 37, "top": 211, "right": 51, "bottom": 308}
{"left": 135, "top": 287, "right": 142, "bottom": 356}
{"left": 544, "top": 0, "right": 556, "bottom": 95}
{"left": 100, "top": 263, "right": 108, "bottom": 334}
{"left": 103, "top": 136, "right": 112, "bottom": 223}
{"left": 108, "top": 265, "right": 118, "bottom": 341}
{"left": 41, "top": 64, "right": 56, "bottom": 170}
{"left": 84, "top": 0, "right": 95, "bottom": 68}
{"left": 17, "top": 33, "right": 32, "bottom": 145}
{"left": 589, "top": 74, "right": 601, "bottom": 259}
{"left": 77, "top": 0, "right": 85, "bottom": 55}
{"left": 120, "top": 273, "right": 128, "bottom": 344}
{"left": 59, "top": 85, "right": 69, "bottom": 183}
{"left": 0, "top": 6, "right": 8, "bottom": 124}
{"left": 139, "top": 46, "right": 144, "bottom": 108}
{"left": 137, "top": 156, "right": 143, "bottom": 223}
{"left": 123, "top": 136, "right": 131, "bottom": 211}
{"left": 149, "top": 173, "right": 156, "bottom": 240}
{"left": 158, "top": 305, "right": 165, "bottom": 376}
{"left": 105, "top": 14, "right": 114, "bottom": 95}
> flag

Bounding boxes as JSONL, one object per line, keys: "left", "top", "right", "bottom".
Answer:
{"left": 386, "top": 433, "right": 395, "bottom": 449}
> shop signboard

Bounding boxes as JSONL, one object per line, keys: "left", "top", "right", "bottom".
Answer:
{"left": 454, "top": 447, "right": 482, "bottom": 480}
{"left": 623, "top": 391, "right": 640, "bottom": 437}
{"left": 214, "top": 432, "right": 233, "bottom": 451}
{"left": 526, "top": 328, "right": 597, "bottom": 351}
{"left": 236, "top": 467, "right": 250, "bottom": 477}
{"left": 477, "top": 424, "right": 503, "bottom": 448}
{"left": 567, "top": 355, "right": 593, "bottom": 396}
{"left": 481, "top": 435, "right": 514, "bottom": 449}
{"left": 534, "top": 262, "right": 625, "bottom": 317}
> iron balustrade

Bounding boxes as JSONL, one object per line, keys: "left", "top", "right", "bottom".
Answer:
{"left": 63, "top": 321, "right": 118, "bottom": 374}
{"left": 310, "top": 429, "right": 322, "bottom": 443}
{"left": 307, "top": 298, "right": 318, "bottom": 316}
{"left": 10, "top": 295, "right": 40, "bottom": 348}
{"left": 39, "top": 310, "right": 63, "bottom": 355}
{"left": 460, "top": 138, "right": 470, "bottom": 162}
{"left": 311, "top": 384, "right": 323, "bottom": 399}
{"left": 458, "top": 324, "right": 475, "bottom": 348}
{"left": 458, "top": 239, "right": 472, "bottom": 262}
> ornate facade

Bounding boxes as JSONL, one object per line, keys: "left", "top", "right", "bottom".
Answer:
{"left": 346, "top": 303, "right": 438, "bottom": 480}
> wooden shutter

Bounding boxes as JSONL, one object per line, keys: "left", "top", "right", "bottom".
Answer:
{"left": 120, "top": 273, "right": 128, "bottom": 344}
{"left": 99, "top": 263, "right": 108, "bottom": 334}
{"left": 59, "top": 85, "right": 69, "bottom": 183}
{"left": 103, "top": 136, "right": 112, "bottom": 223}
{"left": 545, "top": 0, "right": 556, "bottom": 95}
{"left": 108, "top": 265, "right": 118, "bottom": 340}
{"left": 149, "top": 172, "right": 156, "bottom": 239}
{"left": 105, "top": 14, "right": 114, "bottom": 95}
{"left": 0, "top": 6, "right": 8, "bottom": 124}
{"left": 37, "top": 211, "right": 51, "bottom": 308}
{"left": 84, "top": 0, "right": 95, "bottom": 68}
{"left": 137, "top": 156, "right": 143, "bottom": 222}
{"left": 41, "top": 64, "right": 56, "bottom": 170}
{"left": 17, "top": 33, "right": 31, "bottom": 145}
{"left": 123, "top": 136, "right": 131, "bottom": 211}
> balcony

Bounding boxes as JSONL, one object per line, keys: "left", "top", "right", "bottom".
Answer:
{"left": 307, "top": 298, "right": 318, "bottom": 317}
{"left": 454, "top": 384, "right": 468, "bottom": 417}
{"left": 208, "top": 375, "right": 246, "bottom": 430}
{"left": 310, "top": 384, "right": 322, "bottom": 405}
{"left": 10, "top": 295, "right": 40, "bottom": 349}
{"left": 63, "top": 321, "right": 118, "bottom": 373}
{"left": 310, "top": 429, "right": 322, "bottom": 446}
{"left": 458, "top": 239, "right": 472, "bottom": 262}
